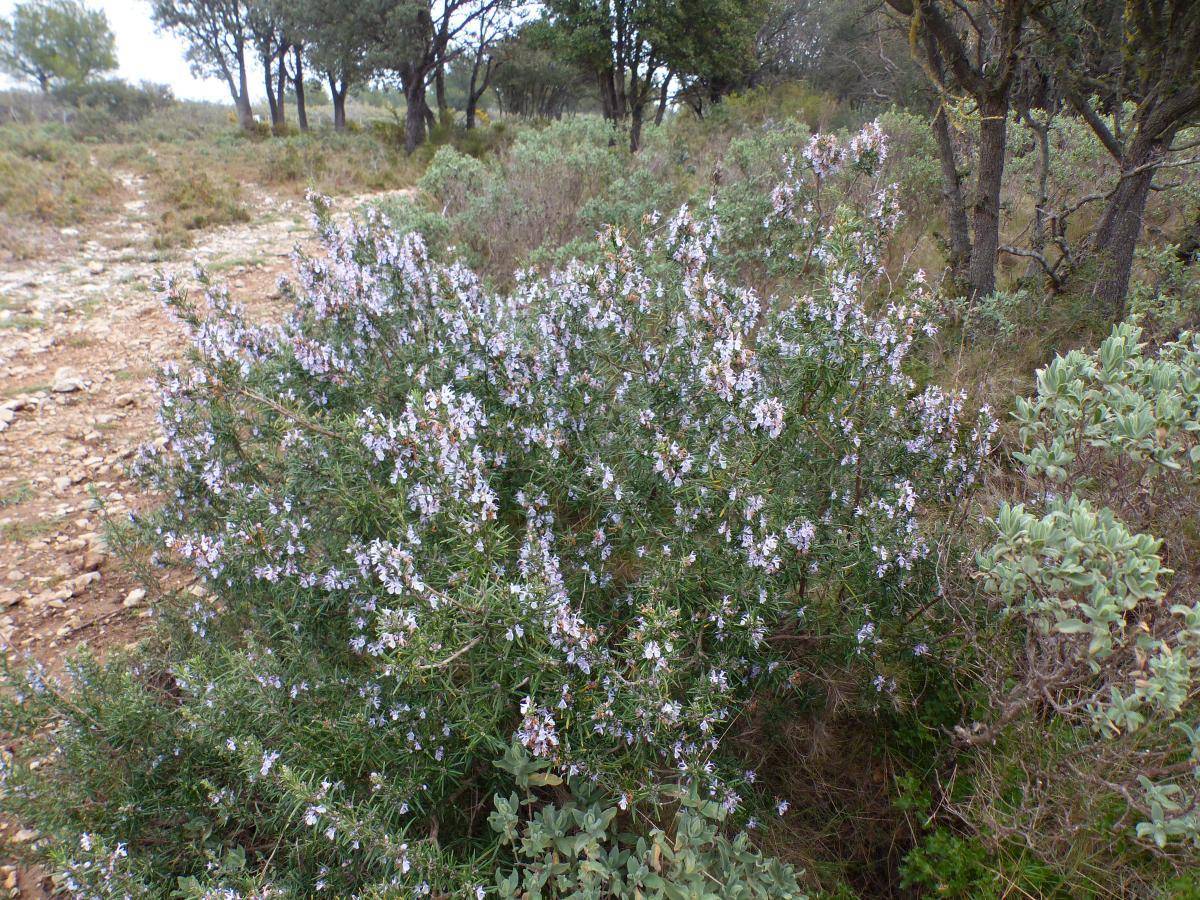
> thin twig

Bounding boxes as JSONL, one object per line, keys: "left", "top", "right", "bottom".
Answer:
{"left": 417, "top": 635, "right": 482, "bottom": 670}
{"left": 238, "top": 388, "right": 341, "bottom": 439}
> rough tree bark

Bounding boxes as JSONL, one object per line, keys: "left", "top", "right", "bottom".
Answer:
{"left": 885, "top": 0, "right": 1029, "bottom": 299}
{"left": 930, "top": 98, "right": 971, "bottom": 282}
{"left": 1088, "top": 136, "right": 1165, "bottom": 318}
{"left": 262, "top": 46, "right": 282, "bottom": 130}
{"left": 404, "top": 78, "right": 427, "bottom": 153}
{"left": 233, "top": 44, "right": 254, "bottom": 131}
{"left": 274, "top": 46, "right": 288, "bottom": 131}
{"left": 465, "top": 52, "right": 494, "bottom": 129}
{"left": 435, "top": 60, "right": 449, "bottom": 122}
{"left": 328, "top": 74, "right": 347, "bottom": 131}
{"left": 1020, "top": 108, "right": 1052, "bottom": 283}
{"left": 966, "top": 93, "right": 1009, "bottom": 299}
{"left": 1033, "top": 1, "right": 1200, "bottom": 320}
{"left": 292, "top": 45, "right": 308, "bottom": 132}
{"left": 263, "top": 75, "right": 278, "bottom": 125}
{"left": 923, "top": 34, "right": 970, "bottom": 284}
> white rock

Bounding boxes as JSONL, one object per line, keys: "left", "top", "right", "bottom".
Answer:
{"left": 52, "top": 366, "right": 86, "bottom": 393}
{"left": 123, "top": 587, "right": 147, "bottom": 608}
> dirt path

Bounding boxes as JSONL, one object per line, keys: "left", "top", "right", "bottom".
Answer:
{"left": 0, "top": 176, "right": 405, "bottom": 672}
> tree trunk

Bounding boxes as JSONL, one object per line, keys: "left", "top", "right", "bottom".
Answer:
{"left": 235, "top": 95, "right": 254, "bottom": 130}
{"left": 597, "top": 69, "right": 620, "bottom": 123}
{"left": 328, "top": 74, "right": 347, "bottom": 131}
{"left": 404, "top": 80, "right": 427, "bottom": 153}
{"left": 263, "top": 52, "right": 281, "bottom": 129}
{"left": 967, "top": 93, "right": 1009, "bottom": 299}
{"left": 466, "top": 53, "right": 491, "bottom": 129}
{"left": 630, "top": 101, "right": 645, "bottom": 152}
{"left": 275, "top": 49, "right": 288, "bottom": 131}
{"left": 1023, "top": 111, "right": 1051, "bottom": 282}
{"left": 294, "top": 47, "right": 308, "bottom": 132}
{"left": 1088, "top": 137, "right": 1163, "bottom": 319}
{"left": 931, "top": 98, "right": 971, "bottom": 284}
{"left": 435, "top": 60, "right": 448, "bottom": 122}
{"left": 235, "top": 47, "right": 254, "bottom": 131}
{"left": 654, "top": 71, "right": 672, "bottom": 126}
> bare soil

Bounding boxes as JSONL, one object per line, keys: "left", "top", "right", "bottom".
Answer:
{"left": 0, "top": 175, "right": 407, "bottom": 895}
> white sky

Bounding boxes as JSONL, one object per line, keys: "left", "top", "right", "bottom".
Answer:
{"left": 0, "top": 0, "right": 260, "bottom": 103}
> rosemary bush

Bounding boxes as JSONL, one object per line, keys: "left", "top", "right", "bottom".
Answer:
{"left": 2, "top": 123, "right": 995, "bottom": 896}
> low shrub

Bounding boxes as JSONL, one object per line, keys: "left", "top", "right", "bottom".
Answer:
{"left": 1128, "top": 242, "right": 1200, "bottom": 337}
{"left": 959, "top": 323, "right": 1200, "bottom": 882}
{"left": 2, "top": 123, "right": 996, "bottom": 895}
{"left": 0, "top": 125, "right": 116, "bottom": 257}
{"left": 54, "top": 80, "right": 176, "bottom": 140}
{"left": 153, "top": 170, "right": 250, "bottom": 247}
{"left": 416, "top": 118, "right": 627, "bottom": 277}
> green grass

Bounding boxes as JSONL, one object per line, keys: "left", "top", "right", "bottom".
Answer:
{"left": 0, "top": 382, "right": 48, "bottom": 400}
{"left": 0, "top": 314, "right": 42, "bottom": 330}
{"left": 208, "top": 254, "right": 268, "bottom": 273}
{"left": 0, "top": 517, "right": 57, "bottom": 542}
{"left": 0, "top": 481, "right": 34, "bottom": 508}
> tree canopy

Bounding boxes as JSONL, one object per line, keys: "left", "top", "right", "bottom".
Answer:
{"left": 0, "top": 0, "right": 117, "bottom": 92}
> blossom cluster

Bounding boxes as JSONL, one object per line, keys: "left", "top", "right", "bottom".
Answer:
{"left": 20, "top": 121, "right": 995, "bottom": 894}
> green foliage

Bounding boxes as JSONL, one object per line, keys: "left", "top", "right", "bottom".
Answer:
{"left": 1013, "top": 323, "right": 1200, "bottom": 485}
{"left": 899, "top": 830, "right": 998, "bottom": 897}
{"left": 976, "top": 322, "right": 1200, "bottom": 849}
{"left": 1128, "top": 242, "right": 1200, "bottom": 336}
{"left": 491, "top": 18, "right": 596, "bottom": 119}
{"left": 53, "top": 78, "right": 174, "bottom": 122}
{"left": 1, "top": 123, "right": 995, "bottom": 895}
{"left": 981, "top": 496, "right": 1173, "bottom": 710}
{"left": 490, "top": 744, "right": 806, "bottom": 898}
{"left": 364, "top": 193, "right": 453, "bottom": 258}
{"left": 899, "top": 828, "right": 1070, "bottom": 898}
{"left": 875, "top": 107, "right": 942, "bottom": 223}
{"left": 0, "top": 0, "right": 117, "bottom": 92}
{"left": 153, "top": 169, "right": 250, "bottom": 246}
{"left": 416, "top": 119, "right": 627, "bottom": 276}
{"left": 418, "top": 144, "right": 490, "bottom": 210}
{"left": 954, "top": 288, "right": 1034, "bottom": 341}
{"left": 53, "top": 78, "right": 176, "bottom": 139}
{"left": 543, "top": 0, "right": 768, "bottom": 147}
{"left": 402, "top": 102, "right": 920, "bottom": 285}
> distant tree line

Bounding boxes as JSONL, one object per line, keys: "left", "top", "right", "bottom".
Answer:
{"left": 875, "top": 0, "right": 1200, "bottom": 315}
{"left": 706, "top": 0, "right": 1200, "bottom": 317}
{"left": 2, "top": 0, "right": 1195, "bottom": 315}
{"left": 143, "top": 0, "right": 786, "bottom": 152}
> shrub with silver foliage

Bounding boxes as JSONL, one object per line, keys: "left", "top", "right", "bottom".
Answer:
{"left": 975, "top": 324, "right": 1200, "bottom": 848}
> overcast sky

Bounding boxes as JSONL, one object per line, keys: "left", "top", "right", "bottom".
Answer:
{"left": 0, "top": 0, "right": 258, "bottom": 103}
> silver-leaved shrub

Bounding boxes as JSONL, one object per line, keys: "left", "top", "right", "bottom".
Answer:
{"left": 976, "top": 323, "right": 1200, "bottom": 849}
{"left": 1, "top": 123, "right": 995, "bottom": 895}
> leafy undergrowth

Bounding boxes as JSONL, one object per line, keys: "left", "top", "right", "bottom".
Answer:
{"left": 152, "top": 170, "right": 251, "bottom": 248}
{"left": 0, "top": 128, "right": 118, "bottom": 259}
{"left": 2, "top": 104, "right": 1200, "bottom": 898}
{"left": 0, "top": 99, "right": 429, "bottom": 261}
